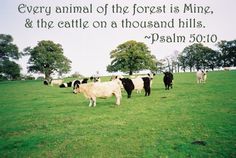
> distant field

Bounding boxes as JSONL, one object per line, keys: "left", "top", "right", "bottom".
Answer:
{"left": 0, "top": 71, "right": 236, "bottom": 157}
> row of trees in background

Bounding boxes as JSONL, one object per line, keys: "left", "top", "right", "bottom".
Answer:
{"left": 106, "top": 40, "right": 236, "bottom": 75}
{"left": 0, "top": 33, "right": 236, "bottom": 80}
{"left": 156, "top": 41, "right": 236, "bottom": 73}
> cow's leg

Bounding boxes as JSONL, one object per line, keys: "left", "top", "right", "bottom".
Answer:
{"left": 92, "top": 97, "right": 96, "bottom": 107}
{"left": 127, "top": 90, "right": 132, "bottom": 98}
{"left": 148, "top": 88, "right": 151, "bottom": 96}
{"left": 144, "top": 87, "right": 150, "bottom": 96}
{"left": 89, "top": 99, "right": 93, "bottom": 107}
{"left": 116, "top": 96, "right": 120, "bottom": 105}
{"left": 165, "top": 83, "right": 167, "bottom": 90}
{"left": 113, "top": 92, "right": 121, "bottom": 105}
{"left": 145, "top": 87, "right": 151, "bottom": 96}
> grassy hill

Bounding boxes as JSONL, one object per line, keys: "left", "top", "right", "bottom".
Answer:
{"left": 0, "top": 71, "right": 235, "bottom": 157}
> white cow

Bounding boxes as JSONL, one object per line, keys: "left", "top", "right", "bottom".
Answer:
{"left": 196, "top": 70, "right": 207, "bottom": 83}
{"left": 73, "top": 79, "right": 122, "bottom": 107}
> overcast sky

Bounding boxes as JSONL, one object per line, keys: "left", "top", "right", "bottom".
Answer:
{"left": 1, "top": 0, "right": 236, "bottom": 77}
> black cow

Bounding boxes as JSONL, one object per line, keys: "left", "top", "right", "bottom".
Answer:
{"left": 163, "top": 72, "right": 173, "bottom": 90}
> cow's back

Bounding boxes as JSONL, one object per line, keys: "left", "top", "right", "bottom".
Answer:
{"left": 91, "top": 81, "right": 121, "bottom": 98}
{"left": 132, "top": 78, "right": 144, "bottom": 90}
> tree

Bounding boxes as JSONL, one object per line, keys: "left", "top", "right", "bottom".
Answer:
{"left": 217, "top": 40, "right": 236, "bottom": 67}
{"left": 179, "top": 43, "right": 217, "bottom": 71}
{"left": 181, "top": 45, "right": 195, "bottom": 72}
{"left": 178, "top": 54, "right": 187, "bottom": 72}
{"left": 1, "top": 59, "right": 21, "bottom": 80}
{"left": 24, "top": 40, "right": 71, "bottom": 80}
{"left": 204, "top": 48, "right": 219, "bottom": 70}
{"left": 107, "top": 40, "right": 157, "bottom": 75}
{"left": 0, "top": 34, "right": 21, "bottom": 80}
{"left": 156, "top": 59, "right": 165, "bottom": 73}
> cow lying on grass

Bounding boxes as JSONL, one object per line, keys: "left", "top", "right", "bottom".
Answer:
{"left": 196, "top": 70, "right": 207, "bottom": 83}
{"left": 73, "top": 79, "right": 122, "bottom": 107}
{"left": 50, "top": 79, "right": 63, "bottom": 86}
{"left": 59, "top": 78, "right": 88, "bottom": 89}
{"left": 163, "top": 72, "right": 173, "bottom": 90}
{"left": 43, "top": 79, "right": 63, "bottom": 86}
{"left": 90, "top": 76, "right": 101, "bottom": 82}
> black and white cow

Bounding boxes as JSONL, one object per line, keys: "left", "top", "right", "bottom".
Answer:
{"left": 163, "top": 72, "right": 173, "bottom": 90}
{"left": 90, "top": 76, "right": 101, "bottom": 82}
{"left": 119, "top": 77, "right": 151, "bottom": 98}
{"left": 59, "top": 78, "right": 88, "bottom": 89}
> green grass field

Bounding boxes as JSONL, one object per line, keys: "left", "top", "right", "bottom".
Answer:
{"left": 0, "top": 71, "right": 236, "bottom": 157}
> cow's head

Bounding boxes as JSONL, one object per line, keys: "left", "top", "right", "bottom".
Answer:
{"left": 73, "top": 84, "right": 80, "bottom": 94}
{"left": 164, "top": 72, "right": 173, "bottom": 80}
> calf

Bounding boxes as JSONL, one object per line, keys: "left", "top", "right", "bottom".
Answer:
{"left": 73, "top": 79, "right": 122, "bottom": 107}
{"left": 196, "top": 70, "right": 207, "bottom": 83}
{"left": 163, "top": 72, "right": 173, "bottom": 90}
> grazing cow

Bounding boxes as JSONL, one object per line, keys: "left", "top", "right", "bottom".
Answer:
{"left": 196, "top": 70, "right": 207, "bottom": 83}
{"left": 163, "top": 72, "right": 173, "bottom": 90}
{"left": 120, "top": 77, "right": 151, "bottom": 98}
{"left": 59, "top": 78, "right": 88, "bottom": 89}
{"left": 73, "top": 79, "right": 122, "bottom": 107}
{"left": 50, "top": 79, "right": 63, "bottom": 86}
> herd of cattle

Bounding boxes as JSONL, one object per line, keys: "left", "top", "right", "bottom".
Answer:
{"left": 43, "top": 70, "right": 207, "bottom": 107}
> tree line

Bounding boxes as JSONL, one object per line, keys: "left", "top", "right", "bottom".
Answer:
{"left": 176, "top": 41, "right": 236, "bottom": 72}
{"left": 0, "top": 34, "right": 235, "bottom": 80}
